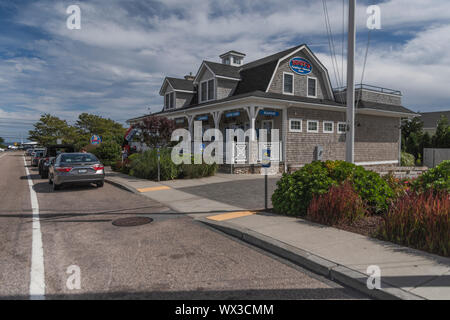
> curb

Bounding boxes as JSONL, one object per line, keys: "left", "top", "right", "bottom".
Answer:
{"left": 199, "top": 217, "right": 425, "bottom": 300}
{"left": 104, "top": 177, "right": 140, "bottom": 195}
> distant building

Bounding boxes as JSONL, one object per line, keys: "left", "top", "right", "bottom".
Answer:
{"left": 420, "top": 111, "right": 450, "bottom": 135}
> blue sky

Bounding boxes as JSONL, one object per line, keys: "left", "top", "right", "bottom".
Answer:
{"left": 1, "top": 0, "right": 450, "bottom": 142}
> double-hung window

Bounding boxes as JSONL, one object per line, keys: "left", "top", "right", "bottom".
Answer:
{"left": 307, "top": 120, "right": 319, "bottom": 133}
{"left": 283, "top": 73, "right": 294, "bottom": 95}
{"left": 289, "top": 119, "right": 302, "bottom": 132}
{"left": 200, "top": 79, "right": 215, "bottom": 102}
{"left": 165, "top": 92, "right": 175, "bottom": 109}
{"left": 307, "top": 77, "right": 317, "bottom": 98}
{"left": 323, "top": 121, "right": 334, "bottom": 133}
{"left": 338, "top": 122, "right": 347, "bottom": 134}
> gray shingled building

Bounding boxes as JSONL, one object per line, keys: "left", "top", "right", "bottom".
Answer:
{"left": 128, "top": 44, "right": 417, "bottom": 172}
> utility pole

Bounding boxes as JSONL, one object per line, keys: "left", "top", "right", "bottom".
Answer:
{"left": 346, "top": 0, "right": 356, "bottom": 163}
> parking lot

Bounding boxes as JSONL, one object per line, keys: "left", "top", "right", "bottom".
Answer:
{"left": 0, "top": 151, "right": 365, "bottom": 299}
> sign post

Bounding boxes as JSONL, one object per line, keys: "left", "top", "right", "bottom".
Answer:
{"left": 261, "top": 147, "right": 271, "bottom": 210}
{"left": 157, "top": 147, "right": 161, "bottom": 182}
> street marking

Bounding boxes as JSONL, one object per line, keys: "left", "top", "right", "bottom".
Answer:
{"left": 137, "top": 186, "right": 171, "bottom": 193}
{"left": 0, "top": 153, "right": 8, "bottom": 160}
{"left": 23, "top": 156, "right": 45, "bottom": 300}
{"left": 207, "top": 211, "right": 256, "bottom": 221}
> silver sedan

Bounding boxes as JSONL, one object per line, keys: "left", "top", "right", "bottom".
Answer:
{"left": 48, "top": 153, "right": 105, "bottom": 191}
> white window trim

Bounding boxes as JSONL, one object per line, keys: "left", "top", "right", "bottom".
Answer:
{"left": 337, "top": 122, "right": 346, "bottom": 134}
{"left": 199, "top": 78, "right": 215, "bottom": 103}
{"left": 323, "top": 121, "right": 334, "bottom": 133}
{"left": 307, "top": 120, "right": 319, "bottom": 133}
{"left": 289, "top": 118, "right": 302, "bottom": 132}
{"left": 307, "top": 76, "right": 317, "bottom": 98}
{"left": 282, "top": 72, "right": 294, "bottom": 95}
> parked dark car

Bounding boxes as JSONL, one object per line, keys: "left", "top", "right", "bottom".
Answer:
{"left": 48, "top": 153, "right": 105, "bottom": 191}
{"left": 31, "top": 151, "right": 45, "bottom": 167}
{"left": 38, "top": 144, "right": 75, "bottom": 179}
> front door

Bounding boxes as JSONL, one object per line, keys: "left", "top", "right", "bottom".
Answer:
{"left": 261, "top": 120, "right": 274, "bottom": 142}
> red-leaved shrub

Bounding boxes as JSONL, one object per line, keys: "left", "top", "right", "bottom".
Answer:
{"left": 377, "top": 192, "right": 450, "bottom": 256}
{"left": 307, "top": 182, "right": 367, "bottom": 226}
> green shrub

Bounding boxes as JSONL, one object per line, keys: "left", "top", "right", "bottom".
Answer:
{"left": 412, "top": 160, "right": 450, "bottom": 193}
{"left": 272, "top": 161, "right": 394, "bottom": 216}
{"left": 376, "top": 191, "right": 449, "bottom": 257}
{"left": 129, "top": 149, "right": 179, "bottom": 181}
{"left": 178, "top": 154, "right": 218, "bottom": 179}
{"left": 272, "top": 162, "right": 335, "bottom": 216}
{"left": 351, "top": 166, "right": 394, "bottom": 212}
{"left": 91, "top": 140, "right": 121, "bottom": 166}
{"left": 401, "top": 152, "right": 415, "bottom": 166}
{"left": 307, "top": 182, "right": 367, "bottom": 226}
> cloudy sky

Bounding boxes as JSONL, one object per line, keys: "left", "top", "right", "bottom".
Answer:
{"left": 1, "top": 0, "right": 450, "bottom": 142}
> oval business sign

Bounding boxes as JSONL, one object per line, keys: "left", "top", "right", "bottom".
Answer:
{"left": 289, "top": 57, "right": 312, "bottom": 75}
{"left": 90, "top": 134, "right": 102, "bottom": 145}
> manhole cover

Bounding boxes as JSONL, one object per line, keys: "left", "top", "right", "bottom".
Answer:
{"left": 112, "top": 217, "right": 153, "bottom": 227}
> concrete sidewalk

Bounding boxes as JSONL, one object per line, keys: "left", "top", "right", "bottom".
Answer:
{"left": 104, "top": 170, "right": 450, "bottom": 300}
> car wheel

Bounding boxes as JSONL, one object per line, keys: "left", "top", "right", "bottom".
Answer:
{"left": 96, "top": 181, "right": 104, "bottom": 188}
{"left": 52, "top": 180, "right": 60, "bottom": 191}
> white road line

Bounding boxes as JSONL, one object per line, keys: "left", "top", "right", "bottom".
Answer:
{"left": 0, "top": 153, "right": 8, "bottom": 160}
{"left": 22, "top": 156, "right": 45, "bottom": 300}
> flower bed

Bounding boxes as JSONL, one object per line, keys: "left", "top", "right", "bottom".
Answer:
{"left": 272, "top": 160, "right": 450, "bottom": 257}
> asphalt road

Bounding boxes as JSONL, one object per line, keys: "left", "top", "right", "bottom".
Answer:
{"left": 0, "top": 151, "right": 366, "bottom": 299}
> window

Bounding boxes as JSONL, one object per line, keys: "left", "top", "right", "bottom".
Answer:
{"left": 165, "top": 92, "right": 174, "bottom": 109}
{"left": 289, "top": 119, "right": 302, "bottom": 132}
{"left": 233, "top": 57, "right": 241, "bottom": 65}
{"left": 307, "top": 77, "right": 317, "bottom": 98}
{"left": 200, "top": 81, "right": 207, "bottom": 102}
{"left": 200, "top": 79, "right": 215, "bottom": 102}
{"left": 283, "top": 73, "right": 294, "bottom": 95}
{"left": 208, "top": 79, "right": 215, "bottom": 100}
{"left": 338, "top": 122, "right": 347, "bottom": 134}
{"left": 307, "top": 120, "right": 319, "bottom": 133}
{"left": 323, "top": 121, "right": 334, "bottom": 133}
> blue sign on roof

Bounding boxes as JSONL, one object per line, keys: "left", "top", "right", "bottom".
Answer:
{"left": 259, "top": 110, "right": 279, "bottom": 117}
{"left": 197, "top": 115, "right": 209, "bottom": 121}
{"left": 289, "top": 57, "right": 312, "bottom": 75}
{"left": 225, "top": 111, "right": 240, "bottom": 118}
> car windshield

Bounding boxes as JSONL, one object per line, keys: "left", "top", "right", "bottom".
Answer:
{"left": 35, "top": 152, "right": 44, "bottom": 157}
{"left": 60, "top": 154, "right": 99, "bottom": 163}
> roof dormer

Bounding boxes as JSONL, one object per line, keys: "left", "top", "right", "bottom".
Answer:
{"left": 220, "top": 50, "right": 245, "bottom": 66}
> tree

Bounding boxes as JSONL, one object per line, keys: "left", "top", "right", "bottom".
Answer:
{"left": 28, "top": 114, "right": 78, "bottom": 146}
{"left": 0, "top": 137, "right": 6, "bottom": 148}
{"left": 75, "top": 113, "right": 126, "bottom": 146}
{"left": 135, "top": 115, "right": 176, "bottom": 148}
{"left": 431, "top": 116, "right": 450, "bottom": 148}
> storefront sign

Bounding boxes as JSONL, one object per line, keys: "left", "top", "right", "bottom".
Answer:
{"left": 225, "top": 111, "right": 240, "bottom": 118}
{"left": 175, "top": 118, "right": 185, "bottom": 124}
{"left": 90, "top": 135, "right": 102, "bottom": 145}
{"left": 259, "top": 110, "right": 279, "bottom": 117}
{"left": 289, "top": 57, "right": 312, "bottom": 75}
{"left": 197, "top": 115, "right": 209, "bottom": 121}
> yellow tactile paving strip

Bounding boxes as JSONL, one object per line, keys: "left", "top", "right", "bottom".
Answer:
{"left": 207, "top": 211, "right": 256, "bottom": 221}
{"left": 137, "top": 186, "right": 171, "bottom": 193}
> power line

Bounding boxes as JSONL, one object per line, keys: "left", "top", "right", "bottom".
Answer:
{"left": 356, "top": 29, "right": 373, "bottom": 109}
{"left": 322, "top": 0, "right": 342, "bottom": 89}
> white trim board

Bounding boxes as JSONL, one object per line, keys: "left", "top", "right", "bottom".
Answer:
{"left": 355, "top": 160, "right": 399, "bottom": 166}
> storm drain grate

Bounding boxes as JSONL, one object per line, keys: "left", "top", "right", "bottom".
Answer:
{"left": 112, "top": 217, "right": 153, "bottom": 227}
